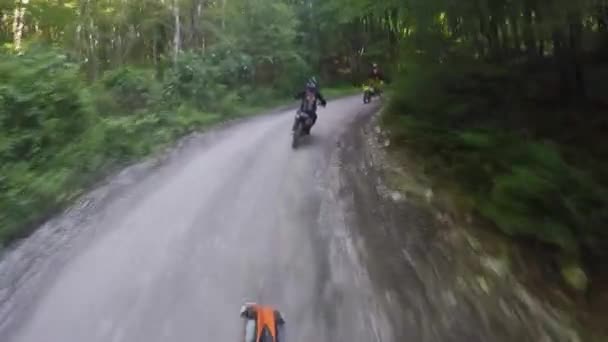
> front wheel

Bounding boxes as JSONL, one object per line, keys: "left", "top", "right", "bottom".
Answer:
{"left": 363, "top": 91, "right": 371, "bottom": 104}
{"left": 292, "top": 123, "right": 302, "bottom": 149}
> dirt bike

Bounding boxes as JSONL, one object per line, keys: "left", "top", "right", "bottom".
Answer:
{"left": 292, "top": 89, "right": 324, "bottom": 149}
{"left": 291, "top": 109, "right": 315, "bottom": 149}
{"left": 241, "top": 302, "right": 285, "bottom": 342}
{"left": 362, "top": 80, "right": 383, "bottom": 104}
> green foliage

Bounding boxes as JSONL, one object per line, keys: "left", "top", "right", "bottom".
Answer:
{"left": 0, "top": 48, "right": 93, "bottom": 165}
{"left": 100, "top": 67, "right": 161, "bottom": 113}
{"left": 224, "top": 0, "right": 301, "bottom": 66}
{"left": 162, "top": 52, "right": 234, "bottom": 112}
{"left": 381, "top": 0, "right": 608, "bottom": 299}
{"left": 0, "top": 48, "right": 91, "bottom": 244}
{"left": 386, "top": 74, "right": 608, "bottom": 260}
{"left": 386, "top": 58, "right": 516, "bottom": 127}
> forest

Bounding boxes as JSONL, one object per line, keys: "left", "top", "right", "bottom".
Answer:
{"left": 1, "top": 0, "right": 608, "bottom": 327}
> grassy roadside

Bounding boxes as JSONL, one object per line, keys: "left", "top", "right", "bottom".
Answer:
{"left": 323, "top": 85, "right": 361, "bottom": 99}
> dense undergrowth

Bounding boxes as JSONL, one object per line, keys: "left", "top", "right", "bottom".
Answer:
{"left": 0, "top": 46, "right": 353, "bottom": 247}
{"left": 383, "top": 56, "right": 608, "bottom": 289}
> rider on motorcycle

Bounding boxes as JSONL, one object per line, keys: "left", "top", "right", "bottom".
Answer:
{"left": 368, "top": 62, "right": 385, "bottom": 83}
{"left": 293, "top": 77, "right": 327, "bottom": 134}
{"left": 367, "top": 63, "right": 386, "bottom": 95}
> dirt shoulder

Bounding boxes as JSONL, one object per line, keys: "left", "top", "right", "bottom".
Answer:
{"left": 335, "top": 107, "right": 583, "bottom": 341}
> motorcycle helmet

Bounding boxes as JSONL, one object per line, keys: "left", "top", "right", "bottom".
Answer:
{"left": 307, "top": 76, "right": 318, "bottom": 89}
{"left": 306, "top": 81, "right": 317, "bottom": 91}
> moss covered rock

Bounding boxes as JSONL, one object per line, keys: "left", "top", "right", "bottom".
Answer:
{"left": 561, "top": 264, "right": 588, "bottom": 292}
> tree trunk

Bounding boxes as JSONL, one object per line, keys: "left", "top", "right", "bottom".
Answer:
{"left": 523, "top": 0, "right": 536, "bottom": 57}
{"left": 12, "top": 0, "right": 25, "bottom": 51}
{"left": 510, "top": 15, "right": 521, "bottom": 54}
{"left": 569, "top": 12, "right": 585, "bottom": 99}
{"left": 222, "top": 0, "right": 227, "bottom": 30}
{"left": 173, "top": 0, "right": 181, "bottom": 65}
{"left": 387, "top": 9, "right": 399, "bottom": 60}
{"left": 89, "top": 20, "right": 98, "bottom": 80}
{"left": 487, "top": 17, "right": 500, "bottom": 59}
{"left": 196, "top": 0, "right": 203, "bottom": 49}
{"left": 597, "top": 4, "right": 608, "bottom": 32}
{"left": 553, "top": 29, "right": 571, "bottom": 101}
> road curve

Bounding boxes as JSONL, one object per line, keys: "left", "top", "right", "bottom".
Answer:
{"left": 1, "top": 96, "right": 394, "bottom": 342}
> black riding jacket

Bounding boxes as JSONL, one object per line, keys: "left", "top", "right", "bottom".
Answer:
{"left": 294, "top": 89, "right": 326, "bottom": 114}
{"left": 368, "top": 69, "right": 385, "bottom": 82}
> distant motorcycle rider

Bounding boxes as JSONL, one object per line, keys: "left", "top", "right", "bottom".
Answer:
{"left": 368, "top": 62, "right": 385, "bottom": 82}
{"left": 366, "top": 62, "right": 386, "bottom": 97}
{"left": 293, "top": 77, "right": 326, "bottom": 134}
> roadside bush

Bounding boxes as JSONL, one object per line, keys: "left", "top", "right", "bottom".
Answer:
{"left": 99, "top": 67, "right": 161, "bottom": 114}
{"left": 385, "top": 59, "right": 608, "bottom": 261}
{"left": 163, "top": 52, "right": 235, "bottom": 112}
{"left": 0, "top": 48, "right": 98, "bottom": 244}
{"left": 0, "top": 48, "right": 94, "bottom": 165}
{"left": 386, "top": 59, "right": 517, "bottom": 129}
{"left": 163, "top": 50, "right": 307, "bottom": 114}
